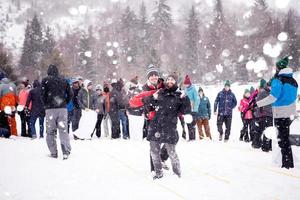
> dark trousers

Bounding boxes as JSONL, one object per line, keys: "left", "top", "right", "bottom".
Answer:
{"left": 179, "top": 115, "right": 186, "bottom": 139}
{"left": 143, "top": 119, "right": 149, "bottom": 139}
{"left": 29, "top": 115, "right": 44, "bottom": 138}
{"left": 119, "top": 110, "right": 129, "bottom": 139}
{"left": 217, "top": 115, "right": 232, "bottom": 140}
{"left": 71, "top": 108, "right": 82, "bottom": 132}
{"left": 274, "top": 118, "right": 294, "bottom": 169}
{"left": 95, "top": 114, "right": 104, "bottom": 138}
{"left": 0, "top": 127, "right": 10, "bottom": 138}
{"left": 150, "top": 144, "right": 169, "bottom": 172}
{"left": 110, "top": 111, "right": 120, "bottom": 139}
{"left": 18, "top": 111, "right": 31, "bottom": 137}
{"left": 187, "top": 112, "right": 197, "bottom": 140}
{"left": 240, "top": 119, "right": 253, "bottom": 142}
{"left": 252, "top": 116, "right": 273, "bottom": 150}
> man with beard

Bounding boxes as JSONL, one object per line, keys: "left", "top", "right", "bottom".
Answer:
{"left": 145, "top": 73, "right": 191, "bottom": 179}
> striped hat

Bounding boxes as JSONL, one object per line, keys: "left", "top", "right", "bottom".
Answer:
{"left": 146, "top": 64, "right": 159, "bottom": 79}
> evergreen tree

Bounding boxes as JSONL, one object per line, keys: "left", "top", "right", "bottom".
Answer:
{"left": 151, "top": 0, "right": 174, "bottom": 72}
{"left": 185, "top": 5, "right": 200, "bottom": 79}
{"left": 42, "top": 26, "right": 55, "bottom": 58}
{"left": 282, "top": 10, "right": 300, "bottom": 70}
{"left": 0, "top": 44, "right": 16, "bottom": 81}
{"left": 78, "top": 27, "right": 97, "bottom": 81}
{"left": 19, "top": 14, "right": 43, "bottom": 71}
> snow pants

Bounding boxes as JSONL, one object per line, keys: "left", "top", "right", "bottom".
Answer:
{"left": 274, "top": 118, "right": 294, "bottom": 169}
{"left": 252, "top": 116, "right": 273, "bottom": 151}
{"left": 46, "top": 108, "right": 71, "bottom": 156}
{"left": 18, "top": 110, "right": 31, "bottom": 137}
{"left": 196, "top": 118, "right": 211, "bottom": 139}
{"left": 187, "top": 112, "right": 197, "bottom": 140}
{"left": 217, "top": 114, "right": 232, "bottom": 140}
{"left": 150, "top": 141, "right": 181, "bottom": 176}
{"left": 240, "top": 119, "right": 253, "bottom": 142}
{"left": 109, "top": 111, "right": 120, "bottom": 139}
{"left": 71, "top": 108, "right": 82, "bottom": 132}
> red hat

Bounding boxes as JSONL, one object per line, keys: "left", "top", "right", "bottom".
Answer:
{"left": 183, "top": 75, "right": 191, "bottom": 85}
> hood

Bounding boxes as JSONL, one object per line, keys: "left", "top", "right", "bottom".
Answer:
{"left": 83, "top": 79, "right": 92, "bottom": 88}
{"left": 1, "top": 78, "right": 10, "bottom": 84}
{"left": 278, "top": 67, "right": 293, "bottom": 77}
{"left": 47, "top": 64, "right": 59, "bottom": 76}
{"left": 33, "top": 80, "right": 41, "bottom": 88}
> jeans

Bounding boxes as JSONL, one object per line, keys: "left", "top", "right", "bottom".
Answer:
{"left": 30, "top": 115, "right": 44, "bottom": 138}
{"left": 119, "top": 110, "right": 129, "bottom": 139}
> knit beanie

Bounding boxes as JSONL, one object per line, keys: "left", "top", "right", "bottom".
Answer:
{"left": 259, "top": 79, "right": 267, "bottom": 89}
{"left": 276, "top": 56, "right": 289, "bottom": 70}
{"left": 146, "top": 64, "right": 159, "bottom": 79}
{"left": 224, "top": 80, "right": 231, "bottom": 87}
{"left": 183, "top": 75, "right": 192, "bottom": 85}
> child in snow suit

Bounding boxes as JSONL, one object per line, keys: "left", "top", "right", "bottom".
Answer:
{"left": 239, "top": 89, "right": 254, "bottom": 142}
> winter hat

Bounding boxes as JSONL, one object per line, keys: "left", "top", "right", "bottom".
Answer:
{"left": 183, "top": 75, "right": 192, "bottom": 85}
{"left": 276, "top": 56, "right": 289, "bottom": 70}
{"left": 95, "top": 84, "right": 103, "bottom": 91}
{"left": 47, "top": 64, "right": 59, "bottom": 76}
{"left": 259, "top": 79, "right": 267, "bottom": 89}
{"left": 84, "top": 79, "right": 92, "bottom": 88}
{"left": 198, "top": 87, "right": 203, "bottom": 93}
{"left": 111, "top": 78, "right": 118, "bottom": 84}
{"left": 224, "top": 80, "right": 231, "bottom": 87}
{"left": 244, "top": 89, "right": 250, "bottom": 94}
{"left": 77, "top": 76, "right": 83, "bottom": 81}
{"left": 250, "top": 86, "right": 255, "bottom": 94}
{"left": 166, "top": 72, "right": 178, "bottom": 83}
{"left": 146, "top": 64, "right": 159, "bottom": 79}
{"left": 131, "top": 76, "right": 138, "bottom": 85}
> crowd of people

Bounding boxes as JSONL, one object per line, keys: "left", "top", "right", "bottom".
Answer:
{"left": 0, "top": 56, "right": 298, "bottom": 178}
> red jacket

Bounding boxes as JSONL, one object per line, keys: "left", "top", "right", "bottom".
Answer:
{"left": 129, "top": 82, "right": 163, "bottom": 120}
{"left": 239, "top": 97, "right": 253, "bottom": 119}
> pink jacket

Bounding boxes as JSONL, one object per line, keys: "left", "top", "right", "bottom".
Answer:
{"left": 239, "top": 98, "right": 253, "bottom": 119}
{"left": 19, "top": 89, "right": 31, "bottom": 109}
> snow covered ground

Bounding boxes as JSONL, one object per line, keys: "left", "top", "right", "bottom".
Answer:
{"left": 1, "top": 84, "right": 300, "bottom": 200}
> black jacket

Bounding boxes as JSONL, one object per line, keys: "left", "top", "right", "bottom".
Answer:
{"left": 41, "top": 65, "right": 73, "bottom": 109}
{"left": 147, "top": 85, "right": 191, "bottom": 144}
{"left": 109, "top": 82, "right": 123, "bottom": 114}
{"left": 72, "top": 87, "right": 81, "bottom": 109}
{"left": 26, "top": 80, "right": 45, "bottom": 117}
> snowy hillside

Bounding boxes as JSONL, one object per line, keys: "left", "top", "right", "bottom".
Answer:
{"left": 1, "top": 84, "right": 300, "bottom": 200}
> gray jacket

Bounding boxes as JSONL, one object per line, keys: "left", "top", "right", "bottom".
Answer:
{"left": 93, "top": 94, "right": 106, "bottom": 114}
{"left": 78, "top": 88, "right": 96, "bottom": 110}
{"left": 254, "top": 89, "right": 272, "bottom": 118}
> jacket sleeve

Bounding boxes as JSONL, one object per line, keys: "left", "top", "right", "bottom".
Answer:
{"left": 77, "top": 90, "right": 85, "bottom": 109}
{"left": 214, "top": 93, "right": 219, "bottom": 113}
{"left": 65, "top": 82, "right": 73, "bottom": 105}
{"left": 41, "top": 79, "right": 47, "bottom": 105}
{"left": 179, "top": 95, "right": 191, "bottom": 115}
{"left": 257, "top": 80, "right": 280, "bottom": 108}
{"left": 232, "top": 93, "right": 237, "bottom": 109}
{"left": 129, "top": 90, "right": 156, "bottom": 108}
{"left": 207, "top": 98, "right": 211, "bottom": 118}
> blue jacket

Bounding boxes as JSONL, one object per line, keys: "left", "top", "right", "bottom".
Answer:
{"left": 257, "top": 68, "right": 298, "bottom": 118}
{"left": 196, "top": 96, "right": 211, "bottom": 119}
{"left": 185, "top": 85, "right": 200, "bottom": 112}
{"left": 214, "top": 89, "right": 237, "bottom": 116}
{"left": 271, "top": 74, "right": 298, "bottom": 107}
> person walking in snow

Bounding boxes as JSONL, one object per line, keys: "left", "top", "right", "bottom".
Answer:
{"left": 92, "top": 84, "right": 106, "bottom": 138}
{"left": 251, "top": 79, "right": 273, "bottom": 151}
{"left": 25, "top": 80, "right": 45, "bottom": 139}
{"left": 41, "top": 64, "right": 73, "bottom": 160}
{"left": 183, "top": 75, "right": 199, "bottom": 141}
{"left": 214, "top": 80, "right": 237, "bottom": 142}
{"left": 117, "top": 78, "right": 130, "bottom": 139}
{"left": 256, "top": 57, "right": 297, "bottom": 169}
{"left": 109, "top": 79, "right": 123, "bottom": 139}
{"left": 146, "top": 73, "right": 191, "bottom": 179}
{"left": 129, "top": 64, "right": 169, "bottom": 172}
{"left": 239, "top": 89, "right": 253, "bottom": 142}
{"left": 18, "top": 80, "right": 32, "bottom": 137}
{"left": 70, "top": 77, "right": 82, "bottom": 133}
{"left": 0, "top": 77, "right": 18, "bottom": 136}
{"left": 196, "top": 87, "right": 212, "bottom": 140}
{"left": 102, "top": 82, "right": 111, "bottom": 137}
